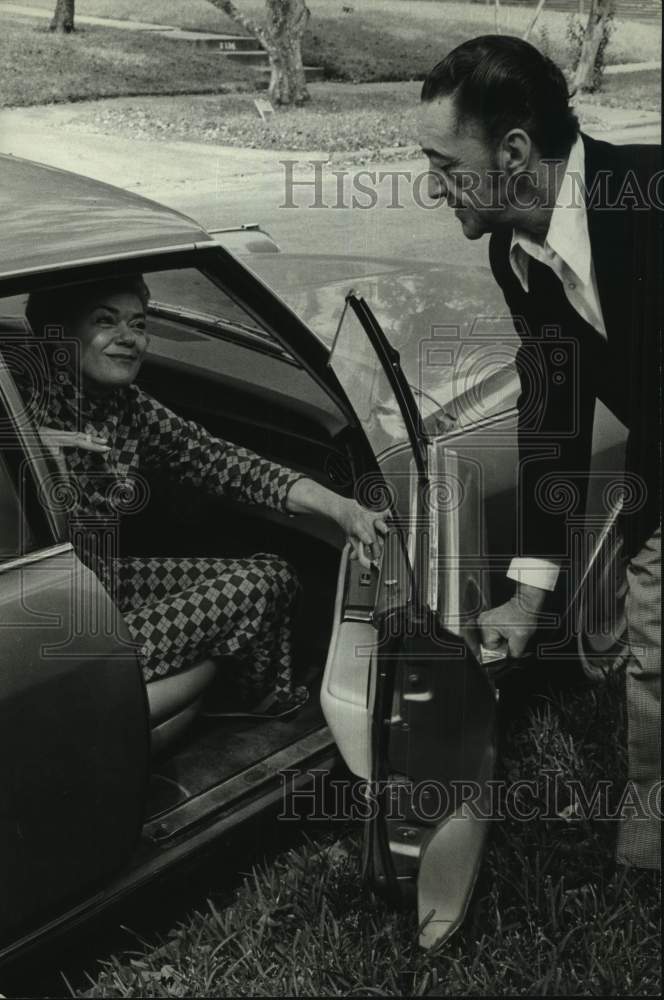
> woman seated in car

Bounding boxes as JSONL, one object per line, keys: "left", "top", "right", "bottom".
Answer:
{"left": 23, "top": 276, "right": 388, "bottom": 719}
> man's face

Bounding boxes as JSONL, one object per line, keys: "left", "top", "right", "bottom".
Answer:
{"left": 67, "top": 290, "right": 149, "bottom": 393}
{"left": 418, "top": 96, "right": 507, "bottom": 240}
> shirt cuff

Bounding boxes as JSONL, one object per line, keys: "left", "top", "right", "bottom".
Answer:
{"left": 507, "top": 557, "right": 560, "bottom": 592}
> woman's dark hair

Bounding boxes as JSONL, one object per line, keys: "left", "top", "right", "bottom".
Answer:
{"left": 25, "top": 275, "right": 151, "bottom": 338}
{"left": 421, "top": 35, "right": 579, "bottom": 160}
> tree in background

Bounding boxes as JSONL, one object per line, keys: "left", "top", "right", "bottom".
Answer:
{"left": 572, "top": 0, "right": 616, "bottom": 92}
{"left": 50, "top": 0, "right": 75, "bottom": 33}
{"left": 206, "top": 0, "right": 311, "bottom": 105}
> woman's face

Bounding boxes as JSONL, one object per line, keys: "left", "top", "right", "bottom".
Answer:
{"left": 67, "top": 290, "right": 149, "bottom": 393}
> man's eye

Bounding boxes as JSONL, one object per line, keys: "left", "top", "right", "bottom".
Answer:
{"left": 95, "top": 314, "right": 114, "bottom": 325}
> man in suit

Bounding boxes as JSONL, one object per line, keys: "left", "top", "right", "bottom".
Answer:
{"left": 418, "top": 35, "right": 661, "bottom": 869}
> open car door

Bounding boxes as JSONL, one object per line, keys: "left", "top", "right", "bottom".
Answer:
{"left": 0, "top": 355, "right": 149, "bottom": 958}
{"left": 325, "top": 292, "right": 500, "bottom": 949}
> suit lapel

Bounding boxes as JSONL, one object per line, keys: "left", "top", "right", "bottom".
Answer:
{"left": 582, "top": 133, "right": 629, "bottom": 346}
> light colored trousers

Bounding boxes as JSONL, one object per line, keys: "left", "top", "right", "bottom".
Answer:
{"left": 616, "top": 523, "right": 661, "bottom": 869}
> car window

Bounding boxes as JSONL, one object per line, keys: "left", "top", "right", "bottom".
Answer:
{"left": 0, "top": 417, "right": 42, "bottom": 562}
{"left": 0, "top": 451, "right": 27, "bottom": 561}
{"left": 1, "top": 267, "right": 293, "bottom": 382}
{"left": 143, "top": 269, "right": 291, "bottom": 374}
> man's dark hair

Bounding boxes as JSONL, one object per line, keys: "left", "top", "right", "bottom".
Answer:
{"left": 421, "top": 35, "right": 579, "bottom": 160}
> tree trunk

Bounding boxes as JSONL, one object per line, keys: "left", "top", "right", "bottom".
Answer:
{"left": 264, "top": 29, "right": 309, "bottom": 104}
{"left": 573, "top": 0, "right": 614, "bottom": 92}
{"left": 523, "top": 0, "right": 546, "bottom": 41}
{"left": 208, "top": 0, "right": 311, "bottom": 106}
{"left": 50, "top": 0, "right": 75, "bottom": 33}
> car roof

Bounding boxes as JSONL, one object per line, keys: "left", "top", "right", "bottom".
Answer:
{"left": 1, "top": 154, "right": 214, "bottom": 279}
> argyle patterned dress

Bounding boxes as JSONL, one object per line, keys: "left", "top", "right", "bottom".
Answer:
{"left": 34, "top": 370, "right": 307, "bottom": 702}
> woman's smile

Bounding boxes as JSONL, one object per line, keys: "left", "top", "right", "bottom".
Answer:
{"left": 106, "top": 351, "right": 139, "bottom": 363}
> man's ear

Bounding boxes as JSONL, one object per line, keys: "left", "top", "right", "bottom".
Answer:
{"left": 495, "top": 128, "right": 533, "bottom": 175}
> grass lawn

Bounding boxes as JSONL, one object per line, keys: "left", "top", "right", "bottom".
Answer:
{"left": 2, "top": 0, "right": 660, "bottom": 108}
{"left": 0, "top": 16, "right": 255, "bottom": 107}
{"left": 582, "top": 69, "right": 662, "bottom": 112}
{"left": 75, "top": 670, "right": 661, "bottom": 997}
{"left": 301, "top": 0, "right": 661, "bottom": 81}
{"left": 11, "top": 0, "right": 663, "bottom": 69}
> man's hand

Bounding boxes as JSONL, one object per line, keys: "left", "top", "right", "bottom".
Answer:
{"left": 478, "top": 583, "right": 548, "bottom": 659}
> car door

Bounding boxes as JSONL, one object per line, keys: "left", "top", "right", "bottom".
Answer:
{"left": 323, "top": 292, "right": 500, "bottom": 949}
{"left": 0, "top": 355, "right": 149, "bottom": 954}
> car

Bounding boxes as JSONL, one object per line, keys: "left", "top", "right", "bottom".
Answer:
{"left": 0, "top": 154, "right": 628, "bottom": 966}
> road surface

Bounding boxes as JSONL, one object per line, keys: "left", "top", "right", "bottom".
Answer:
{"left": 0, "top": 107, "right": 659, "bottom": 269}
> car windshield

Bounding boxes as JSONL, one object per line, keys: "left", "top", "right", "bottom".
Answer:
{"left": 329, "top": 289, "right": 520, "bottom": 459}
{"left": 249, "top": 257, "right": 522, "bottom": 444}
{"left": 147, "top": 268, "right": 274, "bottom": 342}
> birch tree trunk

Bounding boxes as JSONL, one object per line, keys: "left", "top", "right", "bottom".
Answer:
{"left": 50, "top": 0, "right": 75, "bottom": 33}
{"left": 207, "top": 0, "right": 311, "bottom": 105}
{"left": 573, "top": 0, "right": 614, "bottom": 92}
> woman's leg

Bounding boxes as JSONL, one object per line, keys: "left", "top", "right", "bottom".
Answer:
{"left": 109, "top": 554, "right": 300, "bottom": 703}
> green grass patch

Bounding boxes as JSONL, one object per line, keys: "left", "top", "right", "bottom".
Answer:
{"left": 0, "top": 17, "right": 255, "bottom": 107}
{"left": 583, "top": 69, "right": 662, "bottom": 112}
{"left": 76, "top": 670, "right": 661, "bottom": 997}
{"left": 6, "top": 0, "right": 662, "bottom": 95}
{"left": 300, "top": 2, "right": 661, "bottom": 81}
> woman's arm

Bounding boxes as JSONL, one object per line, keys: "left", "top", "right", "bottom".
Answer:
{"left": 135, "top": 387, "right": 305, "bottom": 511}
{"left": 135, "top": 388, "right": 389, "bottom": 566}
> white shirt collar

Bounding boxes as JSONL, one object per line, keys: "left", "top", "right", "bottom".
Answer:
{"left": 509, "top": 135, "right": 591, "bottom": 292}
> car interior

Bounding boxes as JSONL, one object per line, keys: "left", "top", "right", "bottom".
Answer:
{"left": 132, "top": 333, "right": 352, "bottom": 820}
{"left": 0, "top": 267, "right": 365, "bottom": 825}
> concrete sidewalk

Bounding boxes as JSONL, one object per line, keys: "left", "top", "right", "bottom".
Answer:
{"left": 0, "top": 1, "right": 246, "bottom": 35}
{"left": 0, "top": 2, "right": 182, "bottom": 33}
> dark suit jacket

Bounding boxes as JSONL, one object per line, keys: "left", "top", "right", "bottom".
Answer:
{"left": 489, "top": 132, "right": 662, "bottom": 562}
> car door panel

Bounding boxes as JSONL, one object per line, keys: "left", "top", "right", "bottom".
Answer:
{"left": 0, "top": 544, "right": 150, "bottom": 944}
{"left": 0, "top": 369, "right": 150, "bottom": 947}
{"left": 325, "top": 292, "right": 500, "bottom": 949}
